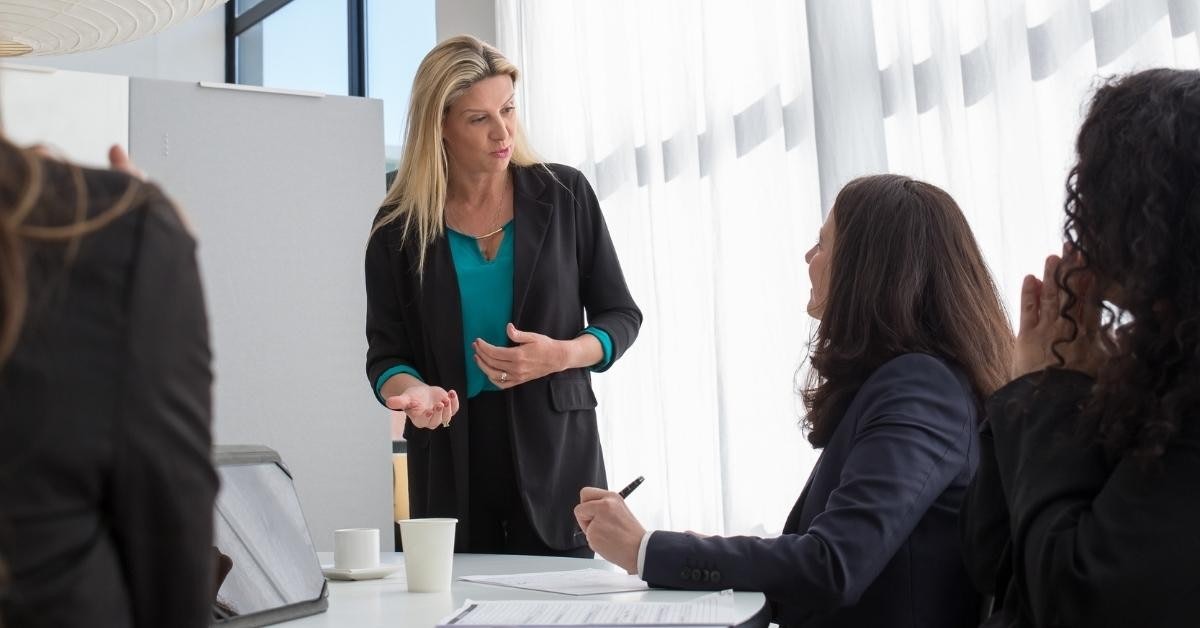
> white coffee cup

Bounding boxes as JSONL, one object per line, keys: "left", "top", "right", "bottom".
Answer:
{"left": 333, "top": 528, "right": 380, "bottom": 570}
{"left": 398, "top": 518, "right": 457, "bottom": 592}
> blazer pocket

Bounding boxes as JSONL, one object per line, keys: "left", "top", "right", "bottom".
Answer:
{"left": 549, "top": 378, "right": 598, "bottom": 412}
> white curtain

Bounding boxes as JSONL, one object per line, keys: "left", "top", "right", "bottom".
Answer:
{"left": 866, "top": 0, "right": 1200, "bottom": 326}
{"left": 496, "top": 0, "right": 1200, "bottom": 537}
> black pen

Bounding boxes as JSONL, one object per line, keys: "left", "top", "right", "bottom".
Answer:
{"left": 617, "top": 475, "right": 644, "bottom": 498}
{"left": 575, "top": 476, "right": 645, "bottom": 537}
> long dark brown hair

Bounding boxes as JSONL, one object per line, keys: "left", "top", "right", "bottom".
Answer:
{"left": 801, "top": 174, "right": 1013, "bottom": 447}
{"left": 1060, "top": 68, "right": 1200, "bottom": 462}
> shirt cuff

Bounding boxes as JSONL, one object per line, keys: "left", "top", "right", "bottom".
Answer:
{"left": 580, "top": 327, "right": 614, "bottom": 371}
{"left": 637, "top": 530, "right": 654, "bottom": 578}
{"left": 374, "top": 364, "right": 423, "bottom": 405}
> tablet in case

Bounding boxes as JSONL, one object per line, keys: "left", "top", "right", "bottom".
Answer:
{"left": 211, "top": 445, "right": 328, "bottom": 626}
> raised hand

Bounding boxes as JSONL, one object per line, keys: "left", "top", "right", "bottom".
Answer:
{"left": 107, "top": 145, "right": 145, "bottom": 180}
{"left": 386, "top": 385, "right": 460, "bottom": 429}
{"left": 1012, "top": 245, "right": 1109, "bottom": 379}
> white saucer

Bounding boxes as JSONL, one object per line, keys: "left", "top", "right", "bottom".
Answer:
{"left": 321, "top": 563, "right": 404, "bottom": 581}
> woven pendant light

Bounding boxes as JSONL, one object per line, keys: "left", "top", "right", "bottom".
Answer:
{"left": 0, "top": 0, "right": 227, "bottom": 57}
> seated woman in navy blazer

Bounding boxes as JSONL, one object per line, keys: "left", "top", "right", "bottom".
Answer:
{"left": 576, "top": 174, "right": 1013, "bottom": 628}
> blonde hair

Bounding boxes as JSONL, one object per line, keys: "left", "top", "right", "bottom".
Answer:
{"left": 0, "top": 139, "right": 141, "bottom": 364}
{"left": 374, "top": 35, "right": 539, "bottom": 275}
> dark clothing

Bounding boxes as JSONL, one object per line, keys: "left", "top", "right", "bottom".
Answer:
{"left": 0, "top": 161, "right": 217, "bottom": 628}
{"left": 642, "top": 354, "right": 981, "bottom": 628}
{"left": 365, "top": 163, "right": 642, "bottom": 552}
{"left": 467, "top": 392, "right": 590, "bottom": 558}
{"left": 962, "top": 369, "right": 1200, "bottom": 628}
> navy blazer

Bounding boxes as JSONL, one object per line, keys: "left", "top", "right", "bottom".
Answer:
{"left": 642, "top": 354, "right": 980, "bottom": 628}
{"left": 365, "top": 163, "right": 642, "bottom": 551}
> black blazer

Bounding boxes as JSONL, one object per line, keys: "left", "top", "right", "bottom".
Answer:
{"left": 641, "top": 354, "right": 980, "bottom": 628}
{"left": 365, "top": 163, "right": 642, "bottom": 551}
{"left": 0, "top": 161, "right": 217, "bottom": 627}
{"left": 962, "top": 370, "right": 1200, "bottom": 627}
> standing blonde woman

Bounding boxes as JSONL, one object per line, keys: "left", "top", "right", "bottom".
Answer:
{"left": 365, "top": 36, "right": 642, "bottom": 556}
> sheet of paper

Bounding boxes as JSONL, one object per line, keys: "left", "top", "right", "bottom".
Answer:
{"left": 459, "top": 569, "right": 650, "bottom": 595}
{"left": 439, "top": 589, "right": 736, "bottom": 626}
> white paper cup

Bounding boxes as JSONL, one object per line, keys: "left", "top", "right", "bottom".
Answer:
{"left": 398, "top": 518, "right": 457, "bottom": 592}
{"left": 334, "top": 528, "right": 380, "bottom": 570}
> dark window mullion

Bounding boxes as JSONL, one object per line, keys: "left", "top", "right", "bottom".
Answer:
{"left": 348, "top": 0, "right": 366, "bottom": 97}
{"left": 231, "top": 0, "right": 296, "bottom": 37}
{"left": 224, "top": 1, "right": 236, "bottom": 83}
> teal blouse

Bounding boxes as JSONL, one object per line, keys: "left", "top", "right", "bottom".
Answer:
{"left": 373, "top": 222, "right": 613, "bottom": 402}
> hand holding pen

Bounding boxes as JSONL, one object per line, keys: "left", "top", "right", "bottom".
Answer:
{"left": 574, "top": 476, "right": 643, "bottom": 537}
{"left": 574, "top": 477, "right": 647, "bottom": 575}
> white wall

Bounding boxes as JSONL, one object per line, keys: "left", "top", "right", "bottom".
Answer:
{"left": 0, "top": 65, "right": 128, "bottom": 168}
{"left": 437, "top": 0, "right": 497, "bottom": 44}
{"left": 3, "top": 68, "right": 394, "bottom": 552}
{"left": 127, "top": 79, "right": 392, "bottom": 552}
{"left": 18, "top": 5, "right": 225, "bottom": 83}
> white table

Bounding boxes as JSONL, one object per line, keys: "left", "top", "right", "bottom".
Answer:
{"left": 280, "top": 552, "right": 769, "bottom": 628}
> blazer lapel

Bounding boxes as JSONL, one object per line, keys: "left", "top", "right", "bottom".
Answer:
{"left": 783, "top": 454, "right": 824, "bottom": 533}
{"left": 511, "top": 166, "right": 554, "bottom": 326}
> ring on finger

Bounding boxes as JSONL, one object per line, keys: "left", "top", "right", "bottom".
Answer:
{"left": 499, "top": 371, "right": 509, "bottom": 383}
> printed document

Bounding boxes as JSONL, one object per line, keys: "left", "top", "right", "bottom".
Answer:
{"left": 438, "top": 589, "right": 736, "bottom": 626}
{"left": 459, "top": 569, "right": 649, "bottom": 595}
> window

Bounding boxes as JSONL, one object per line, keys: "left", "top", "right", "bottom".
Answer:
{"left": 233, "top": 0, "right": 349, "bottom": 95}
{"left": 226, "top": 0, "right": 350, "bottom": 96}
{"left": 366, "top": 0, "right": 436, "bottom": 168}
{"left": 227, "top": 0, "right": 435, "bottom": 161}
{"left": 226, "top": 0, "right": 434, "bottom": 99}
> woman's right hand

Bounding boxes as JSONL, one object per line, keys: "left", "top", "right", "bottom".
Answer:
{"left": 575, "top": 487, "right": 646, "bottom": 575}
{"left": 1012, "top": 247, "right": 1108, "bottom": 379}
{"left": 386, "top": 386, "right": 459, "bottom": 429}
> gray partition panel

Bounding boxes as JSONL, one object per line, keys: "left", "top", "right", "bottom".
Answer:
{"left": 129, "top": 79, "right": 393, "bottom": 550}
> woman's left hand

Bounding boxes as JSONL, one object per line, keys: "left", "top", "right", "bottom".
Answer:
{"left": 473, "top": 323, "right": 568, "bottom": 388}
{"left": 1012, "top": 246, "right": 1109, "bottom": 379}
{"left": 574, "top": 487, "right": 646, "bottom": 574}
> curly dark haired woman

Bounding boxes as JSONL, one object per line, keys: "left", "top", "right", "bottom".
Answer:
{"left": 962, "top": 68, "right": 1200, "bottom": 627}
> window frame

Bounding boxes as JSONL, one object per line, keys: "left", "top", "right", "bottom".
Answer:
{"left": 225, "top": 0, "right": 367, "bottom": 97}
